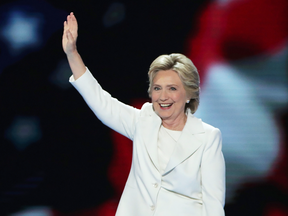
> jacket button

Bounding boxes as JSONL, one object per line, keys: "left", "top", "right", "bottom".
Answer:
{"left": 151, "top": 205, "right": 155, "bottom": 211}
{"left": 153, "top": 183, "right": 158, "bottom": 188}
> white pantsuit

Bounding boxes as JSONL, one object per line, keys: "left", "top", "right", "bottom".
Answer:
{"left": 70, "top": 68, "right": 225, "bottom": 216}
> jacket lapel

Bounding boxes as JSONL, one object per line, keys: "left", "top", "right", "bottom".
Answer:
{"left": 140, "top": 105, "right": 162, "bottom": 172}
{"left": 163, "top": 114, "right": 205, "bottom": 175}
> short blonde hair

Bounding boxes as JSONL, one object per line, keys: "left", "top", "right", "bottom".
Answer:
{"left": 147, "top": 53, "right": 200, "bottom": 114}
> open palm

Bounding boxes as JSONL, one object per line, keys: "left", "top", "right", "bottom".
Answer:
{"left": 62, "top": 12, "right": 78, "bottom": 55}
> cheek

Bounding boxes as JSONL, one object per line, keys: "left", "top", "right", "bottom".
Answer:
{"left": 172, "top": 94, "right": 181, "bottom": 101}
{"left": 174, "top": 93, "right": 187, "bottom": 103}
{"left": 151, "top": 93, "right": 157, "bottom": 102}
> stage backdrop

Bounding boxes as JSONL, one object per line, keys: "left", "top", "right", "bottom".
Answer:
{"left": 0, "top": 0, "right": 287, "bottom": 216}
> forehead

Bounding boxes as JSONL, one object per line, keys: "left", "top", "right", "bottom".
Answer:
{"left": 153, "top": 70, "right": 182, "bottom": 85}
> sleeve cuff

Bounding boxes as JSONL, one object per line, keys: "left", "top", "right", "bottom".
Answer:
{"left": 69, "top": 67, "right": 91, "bottom": 83}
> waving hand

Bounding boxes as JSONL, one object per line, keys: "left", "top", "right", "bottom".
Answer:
{"left": 62, "top": 12, "right": 78, "bottom": 55}
{"left": 62, "top": 12, "right": 86, "bottom": 80}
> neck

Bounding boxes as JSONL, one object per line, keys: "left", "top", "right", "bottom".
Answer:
{"left": 162, "top": 114, "right": 187, "bottom": 131}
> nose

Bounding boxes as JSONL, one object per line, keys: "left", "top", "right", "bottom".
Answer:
{"left": 159, "top": 89, "right": 168, "bottom": 101}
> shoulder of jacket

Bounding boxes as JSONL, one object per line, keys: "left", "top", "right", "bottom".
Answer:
{"left": 140, "top": 102, "right": 154, "bottom": 115}
{"left": 191, "top": 114, "right": 220, "bottom": 134}
{"left": 201, "top": 120, "right": 221, "bottom": 136}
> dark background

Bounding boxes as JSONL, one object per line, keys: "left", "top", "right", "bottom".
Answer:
{"left": 0, "top": 0, "right": 209, "bottom": 215}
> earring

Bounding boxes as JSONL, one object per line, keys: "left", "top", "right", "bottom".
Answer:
{"left": 186, "top": 100, "right": 190, "bottom": 104}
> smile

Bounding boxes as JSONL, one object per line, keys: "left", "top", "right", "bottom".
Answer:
{"left": 160, "top": 103, "right": 172, "bottom": 108}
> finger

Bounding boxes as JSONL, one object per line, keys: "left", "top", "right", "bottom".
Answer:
{"left": 63, "top": 21, "right": 69, "bottom": 39}
{"left": 70, "top": 12, "right": 76, "bottom": 21}
{"left": 63, "top": 21, "right": 68, "bottom": 31}
{"left": 67, "top": 13, "right": 74, "bottom": 26}
{"left": 62, "top": 21, "right": 67, "bottom": 38}
{"left": 67, "top": 14, "right": 71, "bottom": 25}
{"left": 69, "top": 13, "right": 78, "bottom": 31}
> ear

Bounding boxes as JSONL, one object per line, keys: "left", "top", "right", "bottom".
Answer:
{"left": 186, "top": 93, "right": 191, "bottom": 102}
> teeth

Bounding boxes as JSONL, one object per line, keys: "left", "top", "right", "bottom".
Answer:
{"left": 160, "top": 104, "right": 172, "bottom": 107}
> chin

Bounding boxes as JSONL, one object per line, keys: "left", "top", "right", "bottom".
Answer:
{"left": 158, "top": 113, "right": 172, "bottom": 120}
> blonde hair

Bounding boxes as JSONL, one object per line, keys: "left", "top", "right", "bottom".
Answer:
{"left": 147, "top": 53, "right": 200, "bottom": 114}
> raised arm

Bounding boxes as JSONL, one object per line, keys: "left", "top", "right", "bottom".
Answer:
{"left": 62, "top": 12, "right": 86, "bottom": 80}
{"left": 63, "top": 12, "right": 141, "bottom": 140}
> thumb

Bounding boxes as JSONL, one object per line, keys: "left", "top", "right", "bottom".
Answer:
{"left": 66, "top": 30, "right": 74, "bottom": 41}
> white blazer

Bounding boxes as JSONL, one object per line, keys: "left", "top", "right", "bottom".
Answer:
{"left": 70, "top": 68, "right": 225, "bottom": 216}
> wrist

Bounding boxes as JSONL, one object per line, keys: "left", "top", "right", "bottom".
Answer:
{"left": 66, "top": 49, "right": 79, "bottom": 58}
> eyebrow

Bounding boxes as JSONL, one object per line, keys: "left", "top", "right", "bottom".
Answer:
{"left": 152, "top": 84, "right": 179, "bottom": 87}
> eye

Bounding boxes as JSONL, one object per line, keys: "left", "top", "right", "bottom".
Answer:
{"left": 170, "top": 87, "right": 176, "bottom": 91}
{"left": 153, "top": 86, "right": 161, "bottom": 91}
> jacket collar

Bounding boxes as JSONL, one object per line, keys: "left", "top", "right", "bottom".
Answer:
{"left": 140, "top": 103, "right": 205, "bottom": 175}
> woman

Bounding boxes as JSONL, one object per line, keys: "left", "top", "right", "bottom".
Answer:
{"left": 62, "top": 12, "right": 225, "bottom": 216}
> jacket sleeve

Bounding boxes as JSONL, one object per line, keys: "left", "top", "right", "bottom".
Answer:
{"left": 69, "top": 67, "right": 140, "bottom": 140}
{"left": 201, "top": 128, "right": 226, "bottom": 216}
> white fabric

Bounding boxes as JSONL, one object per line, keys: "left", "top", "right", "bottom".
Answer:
{"left": 69, "top": 68, "right": 226, "bottom": 216}
{"left": 157, "top": 126, "right": 179, "bottom": 174}
{"left": 163, "top": 126, "right": 182, "bottom": 142}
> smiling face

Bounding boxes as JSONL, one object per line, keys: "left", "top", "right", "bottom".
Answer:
{"left": 151, "top": 70, "right": 189, "bottom": 127}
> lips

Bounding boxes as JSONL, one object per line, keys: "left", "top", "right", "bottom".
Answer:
{"left": 160, "top": 103, "right": 172, "bottom": 108}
